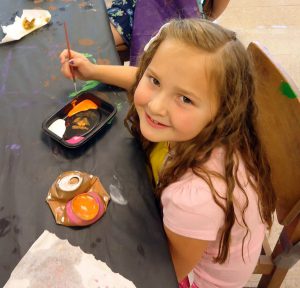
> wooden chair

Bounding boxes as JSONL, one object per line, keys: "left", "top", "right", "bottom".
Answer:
{"left": 247, "top": 41, "right": 300, "bottom": 288}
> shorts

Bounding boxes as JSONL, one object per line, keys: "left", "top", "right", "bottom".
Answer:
{"left": 107, "top": 0, "right": 137, "bottom": 46}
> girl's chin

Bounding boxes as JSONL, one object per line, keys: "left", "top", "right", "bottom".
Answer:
{"left": 140, "top": 127, "right": 166, "bottom": 143}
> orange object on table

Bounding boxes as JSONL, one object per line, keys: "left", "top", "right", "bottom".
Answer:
{"left": 67, "top": 99, "right": 98, "bottom": 117}
{"left": 71, "top": 193, "right": 99, "bottom": 221}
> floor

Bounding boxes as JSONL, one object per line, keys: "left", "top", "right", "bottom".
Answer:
{"left": 104, "top": 1, "right": 300, "bottom": 287}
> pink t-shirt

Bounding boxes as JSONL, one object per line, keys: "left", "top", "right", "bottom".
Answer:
{"left": 161, "top": 148, "right": 265, "bottom": 288}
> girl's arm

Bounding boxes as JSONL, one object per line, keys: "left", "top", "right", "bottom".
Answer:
{"left": 164, "top": 225, "right": 209, "bottom": 281}
{"left": 89, "top": 64, "right": 138, "bottom": 91}
{"left": 59, "top": 49, "right": 138, "bottom": 91}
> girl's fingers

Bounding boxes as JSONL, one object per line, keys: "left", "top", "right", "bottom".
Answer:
{"left": 59, "top": 49, "right": 90, "bottom": 80}
{"left": 59, "top": 49, "right": 69, "bottom": 63}
{"left": 60, "top": 61, "right": 73, "bottom": 80}
{"left": 68, "top": 57, "right": 86, "bottom": 67}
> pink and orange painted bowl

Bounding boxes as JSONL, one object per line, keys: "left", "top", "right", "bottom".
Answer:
{"left": 66, "top": 192, "right": 105, "bottom": 226}
{"left": 42, "top": 92, "right": 117, "bottom": 148}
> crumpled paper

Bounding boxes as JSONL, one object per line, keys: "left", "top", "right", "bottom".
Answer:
{"left": 4, "top": 230, "right": 136, "bottom": 288}
{"left": 1, "top": 10, "right": 51, "bottom": 44}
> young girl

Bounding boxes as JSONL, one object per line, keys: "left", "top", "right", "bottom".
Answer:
{"left": 60, "top": 19, "right": 276, "bottom": 288}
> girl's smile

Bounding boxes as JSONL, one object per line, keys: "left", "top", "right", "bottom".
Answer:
{"left": 134, "top": 38, "right": 219, "bottom": 143}
{"left": 145, "top": 112, "right": 170, "bottom": 129}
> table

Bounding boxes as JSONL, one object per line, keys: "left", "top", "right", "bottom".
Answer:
{"left": 0, "top": 1, "right": 178, "bottom": 287}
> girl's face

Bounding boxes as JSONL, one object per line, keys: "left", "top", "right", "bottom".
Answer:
{"left": 134, "top": 38, "right": 219, "bottom": 143}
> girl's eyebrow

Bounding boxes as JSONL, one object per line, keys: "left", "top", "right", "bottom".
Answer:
{"left": 146, "top": 67, "right": 158, "bottom": 76}
{"left": 174, "top": 86, "right": 201, "bottom": 101}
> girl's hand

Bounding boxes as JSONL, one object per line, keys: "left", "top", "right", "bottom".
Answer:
{"left": 59, "top": 49, "right": 95, "bottom": 81}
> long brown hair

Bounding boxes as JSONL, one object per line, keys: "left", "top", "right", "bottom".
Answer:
{"left": 124, "top": 19, "right": 276, "bottom": 263}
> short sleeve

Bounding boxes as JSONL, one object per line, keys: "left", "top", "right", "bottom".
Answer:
{"left": 161, "top": 171, "right": 225, "bottom": 241}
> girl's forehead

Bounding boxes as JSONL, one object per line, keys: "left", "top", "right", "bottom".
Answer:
{"left": 149, "top": 38, "right": 216, "bottom": 81}
{"left": 151, "top": 38, "right": 215, "bottom": 67}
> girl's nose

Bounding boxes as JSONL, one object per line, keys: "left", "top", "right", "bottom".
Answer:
{"left": 147, "top": 92, "right": 168, "bottom": 116}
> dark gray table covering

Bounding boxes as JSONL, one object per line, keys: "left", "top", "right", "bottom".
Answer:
{"left": 0, "top": 0, "right": 177, "bottom": 287}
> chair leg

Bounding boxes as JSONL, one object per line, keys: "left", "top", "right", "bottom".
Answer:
{"left": 258, "top": 267, "right": 288, "bottom": 288}
{"left": 258, "top": 215, "right": 300, "bottom": 288}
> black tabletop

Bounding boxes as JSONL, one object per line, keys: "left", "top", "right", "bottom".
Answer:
{"left": 0, "top": 1, "right": 177, "bottom": 287}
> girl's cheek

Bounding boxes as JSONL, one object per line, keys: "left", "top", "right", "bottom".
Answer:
{"left": 134, "top": 83, "right": 147, "bottom": 106}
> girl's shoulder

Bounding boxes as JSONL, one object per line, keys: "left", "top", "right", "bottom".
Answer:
{"left": 162, "top": 147, "right": 226, "bottom": 194}
{"left": 161, "top": 147, "right": 250, "bottom": 215}
{"left": 160, "top": 147, "right": 259, "bottom": 240}
{"left": 160, "top": 159, "right": 226, "bottom": 240}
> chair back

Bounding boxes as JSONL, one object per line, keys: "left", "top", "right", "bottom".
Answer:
{"left": 248, "top": 42, "right": 300, "bottom": 226}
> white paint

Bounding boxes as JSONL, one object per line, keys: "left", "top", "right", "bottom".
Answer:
{"left": 109, "top": 184, "right": 128, "bottom": 205}
{"left": 48, "top": 119, "right": 66, "bottom": 138}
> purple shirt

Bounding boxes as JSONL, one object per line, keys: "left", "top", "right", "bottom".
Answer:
{"left": 130, "top": 0, "right": 203, "bottom": 65}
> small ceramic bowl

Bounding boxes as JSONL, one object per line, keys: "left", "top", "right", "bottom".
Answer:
{"left": 66, "top": 192, "right": 105, "bottom": 226}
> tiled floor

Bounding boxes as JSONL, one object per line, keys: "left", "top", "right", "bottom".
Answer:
{"left": 105, "top": 1, "right": 300, "bottom": 287}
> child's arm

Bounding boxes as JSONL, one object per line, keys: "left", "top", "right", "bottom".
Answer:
{"left": 59, "top": 49, "right": 137, "bottom": 91}
{"left": 164, "top": 225, "right": 209, "bottom": 281}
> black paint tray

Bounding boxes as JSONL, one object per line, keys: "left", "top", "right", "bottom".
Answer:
{"left": 42, "top": 92, "right": 117, "bottom": 148}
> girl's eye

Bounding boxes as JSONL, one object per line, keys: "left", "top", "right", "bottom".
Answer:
{"left": 180, "top": 96, "right": 193, "bottom": 105}
{"left": 150, "top": 77, "right": 160, "bottom": 87}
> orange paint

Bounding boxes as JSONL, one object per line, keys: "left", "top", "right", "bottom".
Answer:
{"left": 48, "top": 5, "right": 58, "bottom": 11}
{"left": 67, "top": 100, "right": 98, "bottom": 117}
{"left": 43, "top": 80, "right": 50, "bottom": 88}
{"left": 71, "top": 193, "right": 99, "bottom": 220}
{"left": 50, "top": 74, "right": 57, "bottom": 81}
{"left": 97, "top": 58, "right": 110, "bottom": 65}
{"left": 68, "top": 100, "right": 98, "bottom": 117}
{"left": 78, "top": 38, "right": 95, "bottom": 46}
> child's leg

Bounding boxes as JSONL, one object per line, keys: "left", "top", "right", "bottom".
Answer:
{"left": 110, "top": 23, "right": 127, "bottom": 51}
{"left": 107, "top": 0, "right": 136, "bottom": 50}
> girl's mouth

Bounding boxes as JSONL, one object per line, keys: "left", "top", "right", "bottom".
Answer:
{"left": 145, "top": 113, "right": 169, "bottom": 129}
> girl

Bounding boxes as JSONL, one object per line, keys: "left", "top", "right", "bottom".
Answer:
{"left": 60, "top": 19, "right": 276, "bottom": 287}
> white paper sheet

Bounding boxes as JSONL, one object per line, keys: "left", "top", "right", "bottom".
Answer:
{"left": 4, "top": 230, "right": 136, "bottom": 288}
{"left": 1, "top": 10, "right": 51, "bottom": 44}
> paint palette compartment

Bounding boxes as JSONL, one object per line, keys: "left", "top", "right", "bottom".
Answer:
{"left": 42, "top": 92, "right": 117, "bottom": 148}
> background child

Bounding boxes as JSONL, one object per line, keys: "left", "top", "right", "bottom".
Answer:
{"left": 60, "top": 19, "right": 276, "bottom": 287}
{"left": 107, "top": 0, "right": 230, "bottom": 64}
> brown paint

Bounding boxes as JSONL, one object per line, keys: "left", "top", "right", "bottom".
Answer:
{"left": 50, "top": 75, "right": 57, "bottom": 81}
{"left": 44, "top": 80, "right": 50, "bottom": 88}
{"left": 96, "top": 58, "right": 110, "bottom": 65}
{"left": 78, "top": 38, "right": 95, "bottom": 46}
{"left": 78, "top": 2, "right": 86, "bottom": 8}
{"left": 33, "top": 0, "right": 43, "bottom": 4}
{"left": 47, "top": 5, "right": 58, "bottom": 11}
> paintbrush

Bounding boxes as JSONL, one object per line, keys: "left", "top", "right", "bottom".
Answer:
{"left": 64, "top": 21, "right": 77, "bottom": 93}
